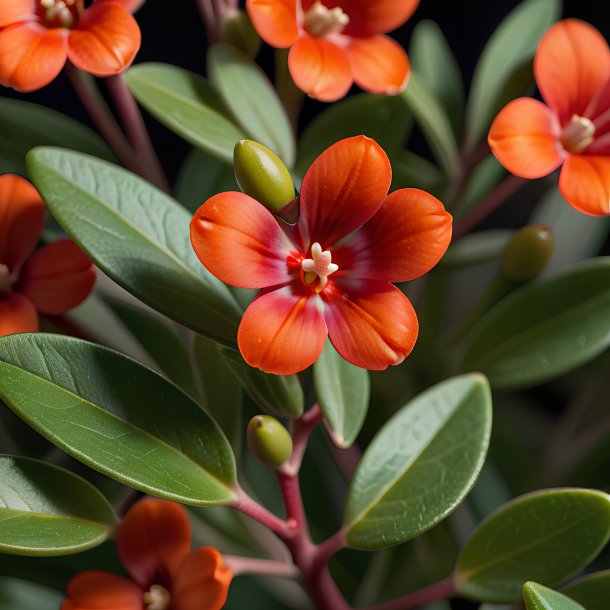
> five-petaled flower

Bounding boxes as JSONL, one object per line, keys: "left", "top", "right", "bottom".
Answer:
{"left": 0, "top": 174, "right": 95, "bottom": 337}
{"left": 62, "top": 499, "right": 232, "bottom": 610}
{"left": 246, "top": 0, "right": 418, "bottom": 101}
{"left": 489, "top": 19, "right": 610, "bottom": 216}
{"left": 0, "top": 0, "right": 141, "bottom": 92}
{"left": 191, "top": 136, "right": 452, "bottom": 376}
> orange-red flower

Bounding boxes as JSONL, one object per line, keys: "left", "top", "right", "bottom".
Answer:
{"left": 191, "top": 136, "right": 452, "bottom": 375}
{"left": 62, "top": 499, "right": 232, "bottom": 610}
{"left": 0, "top": 0, "right": 141, "bottom": 92}
{"left": 0, "top": 174, "right": 95, "bottom": 336}
{"left": 246, "top": 0, "right": 417, "bottom": 101}
{"left": 489, "top": 19, "right": 610, "bottom": 216}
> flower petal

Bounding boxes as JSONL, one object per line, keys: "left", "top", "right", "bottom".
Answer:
{"left": 0, "top": 0, "right": 34, "bottom": 28}
{"left": 16, "top": 239, "right": 96, "bottom": 315}
{"left": 323, "top": 279, "right": 418, "bottom": 370}
{"left": 335, "top": 189, "right": 452, "bottom": 282}
{"left": 0, "top": 293, "right": 38, "bottom": 336}
{"left": 62, "top": 571, "right": 143, "bottom": 610}
{"left": 559, "top": 154, "right": 610, "bottom": 216}
{"left": 173, "top": 548, "right": 232, "bottom": 610}
{"left": 238, "top": 284, "right": 327, "bottom": 375}
{"left": 288, "top": 35, "right": 352, "bottom": 102}
{"left": 0, "top": 174, "right": 45, "bottom": 273}
{"left": 191, "top": 192, "right": 293, "bottom": 289}
{"left": 117, "top": 499, "right": 191, "bottom": 588}
{"left": 488, "top": 97, "right": 565, "bottom": 178}
{"left": 299, "top": 135, "right": 392, "bottom": 248}
{"left": 0, "top": 22, "right": 67, "bottom": 92}
{"left": 246, "top": 0, "right": 299, "bottom": 48}
{"left": 68, "top": 1, "right": 141, "bottom": 76}
{"left": 345, "top": 34, "right": 409, "bottom": 95}
{"left": 534, "top": 19, "right": 610, "bottom": 124}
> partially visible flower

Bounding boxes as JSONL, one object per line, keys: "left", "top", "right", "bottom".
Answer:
{"left": 62, "top": 499, "right": 232, "bottom": 610}
{"left": 191, "top": 136, "right": 452, "bottom": 375}
{"left": 489, "top": 19, "right": 610, "bottom": 216}
{"left": 0, "top": 174, "right": 95, "bottom": 337}
{"left": 0, "top": 0, "right": 141, "bottom": 92}
{"left": 246, "top": 0, "right": 417, "bottom": 101}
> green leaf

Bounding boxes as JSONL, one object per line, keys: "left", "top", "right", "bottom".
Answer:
{"left": 456, "top": 488, "right": 610, "bottom": 602}
{"left": 0, "top": 455, "right": 115, "bottom": 556}
{"left": 0, "top": 577, "right": 63, "bottom": 609}
{"left": 455, "top": 155, "right": 506, "bottom": 218}
{"left": 124, "top": 63, "right": 245, "bottom": 163}
{"left": 208, "top": 44, "right": 295, "bottom": 167}
{"left": 401, "top": 73, "right": 459, "bottom": 176}
{"left": 442, "top": 230, "right": 514, "bottom": 269}
{"left": 0, "top": 98, "right": 115, "bottom": 175}
{"left": 524, "top": 582, "right": 586, "bottom": 610}
{"left": 464, "top": 0, "right": 560, "bottom": 149}
{"left": 218, "top": 347, "right": 304, "bottom": 418}
{"left": 461, "top": 258, "right": 610, "bottom": 390}
{"left": 26, "top": 147, "right": 242, "bottom": 347}
{"left": 313, "top": 341, "right": 369, "bottom": 448}
{"left": 0, "top": 334, "right": 237, "bottom": 506}
{"left": 391, "top": 149, "right": 445, "bottom": 193}
{"left": 563, "top": 570, "right": 610, "bottom": 610}
{"left": 344, "top": 374, "right": 492, "bottom": 549}
{"left": 295, "top": 93, "right": 412, "bottom": 177}
{"left": 410, "top": 20, "right": 464, "bottom": 138}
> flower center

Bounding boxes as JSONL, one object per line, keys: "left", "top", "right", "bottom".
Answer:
{"left": 143, "top": 585, "right": 171, "bottom": 610}
{"left": 301, "top": 242, "right": 338, "bottom": 293}
{"left": 0, "top": 264, "right": 12, "bottom": 298}
{"left": 36, "top": 0, "right": 82, "bottom": 29}
{"left": 303, "top": 1, "right": 349, "bottom": 37}
{"left": 560, "top": 114, "right": 596, "bottom": 153}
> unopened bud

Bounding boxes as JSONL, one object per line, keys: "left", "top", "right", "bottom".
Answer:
{"left": 501, "top": 224, "right": 555, "bottom": 282}
{"left": 234, "top": 140, "right": 298, "bottom": 224}
{"left": 220, "top": 10, "right": 262, "bottom": 59}
{"left": 247, "top": 415, "right": 293, "bottom": 470}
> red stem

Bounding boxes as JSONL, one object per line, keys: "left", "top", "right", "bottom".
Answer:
{"left": 284, "top": 404, "right": 324, "bottom": 476}
{"left": 195, "top": 0, "right": 219, "bottom": 42}
{"left": 231, "top": 488, "right": 291, "bottom": 538}
{"left": 223, "top": 555, "right": 298, "bottom": 579}
{"left": 362, "top": 575, "right": 456, "bottom": 610}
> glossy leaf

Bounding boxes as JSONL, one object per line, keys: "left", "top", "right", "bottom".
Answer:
{"left": 461, "top": 258, "right": 610, "bottom": 389}
{"left": 563, "top": 570, "right": 610, "bottom": 610}
{"left": 218, "top": 347, "right": 304, "bottom": 418}
{"left": 456, "top": 489, "right": 610, "bottom": 602}
{"left": 464, "top": 0, "right": 560, "bottom": 149}
{"left": 208, "top": 44, "right": 295, "bottom": 167}
{"left": 0, "top": 455, "right": 114, "bottom": 556}
{"left": 0, "top": 334, "right": 237, "bottom": 506}
{"left": 26, "top": 147, "right": 242, "bottom": 346}
{"left": 124, "top": 63, "right": 245, "bottom": 163}
{"left": 313, "top": 341, "right": 369, "bottom": 448}
{"left": 524, "top": 582, "right": 585, "bottom": 610}
{"left": 344, "top": 374, "right": 492, "bottom": 549}
{"left": 0, "top": 577, "right": 63, "bottom": 609}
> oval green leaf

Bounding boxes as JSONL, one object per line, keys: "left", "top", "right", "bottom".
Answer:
{"left": 524, "top": 582, "right": 586, "bottom": 610}
{"left": 0, "top": 455, "right": 115, "bottom": 556}
{"left": 563, "top": 570, "right": 610, "bottom": 610}
{"left": 461, "top": 258, "right": 610, "bottom": 389}
{"left": 0, "top": 577, "right": 63, "bottom": 609}
{"left": 344, "top": 374, "right": 492, "bottom": 549}
{"left": 124, "top": 63, "right": 245, "bottom": 163}
{"left": 26, "top": 147, "right": 242, "bottom": 347}
{"left": 0, "top": 334, "right": 237, "bottom": 506}
{"left": 208, "top": 44, "right": 295, "bottom": 167}
{"left": 456, "top": 488, "right": 610, "bottom": 602}
{"left": 313, "top": 340, "right": 369, "bottom": 448}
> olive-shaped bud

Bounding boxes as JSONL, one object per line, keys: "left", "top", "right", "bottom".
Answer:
{"left": 501, "top": 224, "right": 555, "bottom": 282}
{"left": 234, "top": 140, "right": 298, "bottom": 224}
{"left": 247, "top": 415, "right": 293, "bottom": 470}
{"left": 220, "top": 10, "right": 262, "bottom": 59}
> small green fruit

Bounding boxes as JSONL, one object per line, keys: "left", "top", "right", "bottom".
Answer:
{"left": 247, "top": 415, "right": 293, "bottom": 470}
{"left": 501, "top": 224, "right": 555, "bottom": 282}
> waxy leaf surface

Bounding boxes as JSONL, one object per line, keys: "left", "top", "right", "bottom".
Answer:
{"left": 562, "top": 571, "right": 610, "bottom": 610}
{"left": 524, "top": 582, "right": 585, "bottom": 610}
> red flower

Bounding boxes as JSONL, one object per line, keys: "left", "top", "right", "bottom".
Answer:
{"left": 0, "top": 0, "right": 141, "bottom": 92}
{"left": 191, "top": 136, "right": 452, "bottom": 375}
{"left": 246, "top": 0, "right": 417, "bottom": 101}
{"left": 0, "top": 174, "right": 95, "bottom": 336}
{"left": 62, "top": 499, "right": 232, "bottom": 610}
{"left": 489, "top": 19, "right": 610, "bottom": 216}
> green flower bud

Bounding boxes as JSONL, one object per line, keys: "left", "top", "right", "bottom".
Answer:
{"left": 220, "top": 10, "right": 262, "bottom": 60}
{"left": 234, "top": 140, "right": 298, "bottom": 224}
{"left": 501, "top": 224, "right": 555, "bottom": 282}
{"left": 247, "top": 415, "right": 293, "bottom": 470}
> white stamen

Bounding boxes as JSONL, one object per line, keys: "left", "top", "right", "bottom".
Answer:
{"left": 561, "top": 114, "right": 596, "bottom": 153}
{"left": 143, "top": 585, "right": 171, "bottom": 610}
{"left": 41, "top": 0, "right": 77, "bottom": 27}
{"left": 304, "top": 1, "right": 349, "bottom": 37}
{"left": 301, "top": 242, "right": 338, "bottom": 292}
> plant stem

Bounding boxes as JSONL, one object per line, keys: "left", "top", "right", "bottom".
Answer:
{"left": 283, "top": 404, "right": 324, "bottom": 476}
{"left": 362, "top": 575, "right": 456, "bottom": 610}
{"left": 223, "top": 555, "right": 298, "bottom": 578}
{"left": 195, "top": 0, "right": 219, "bottom": 42}
{"left": 105, "top": 74, "right": 170, "bottom": 192}
{"left": 232, "top": 487, "right": 291, "bottom": 538}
